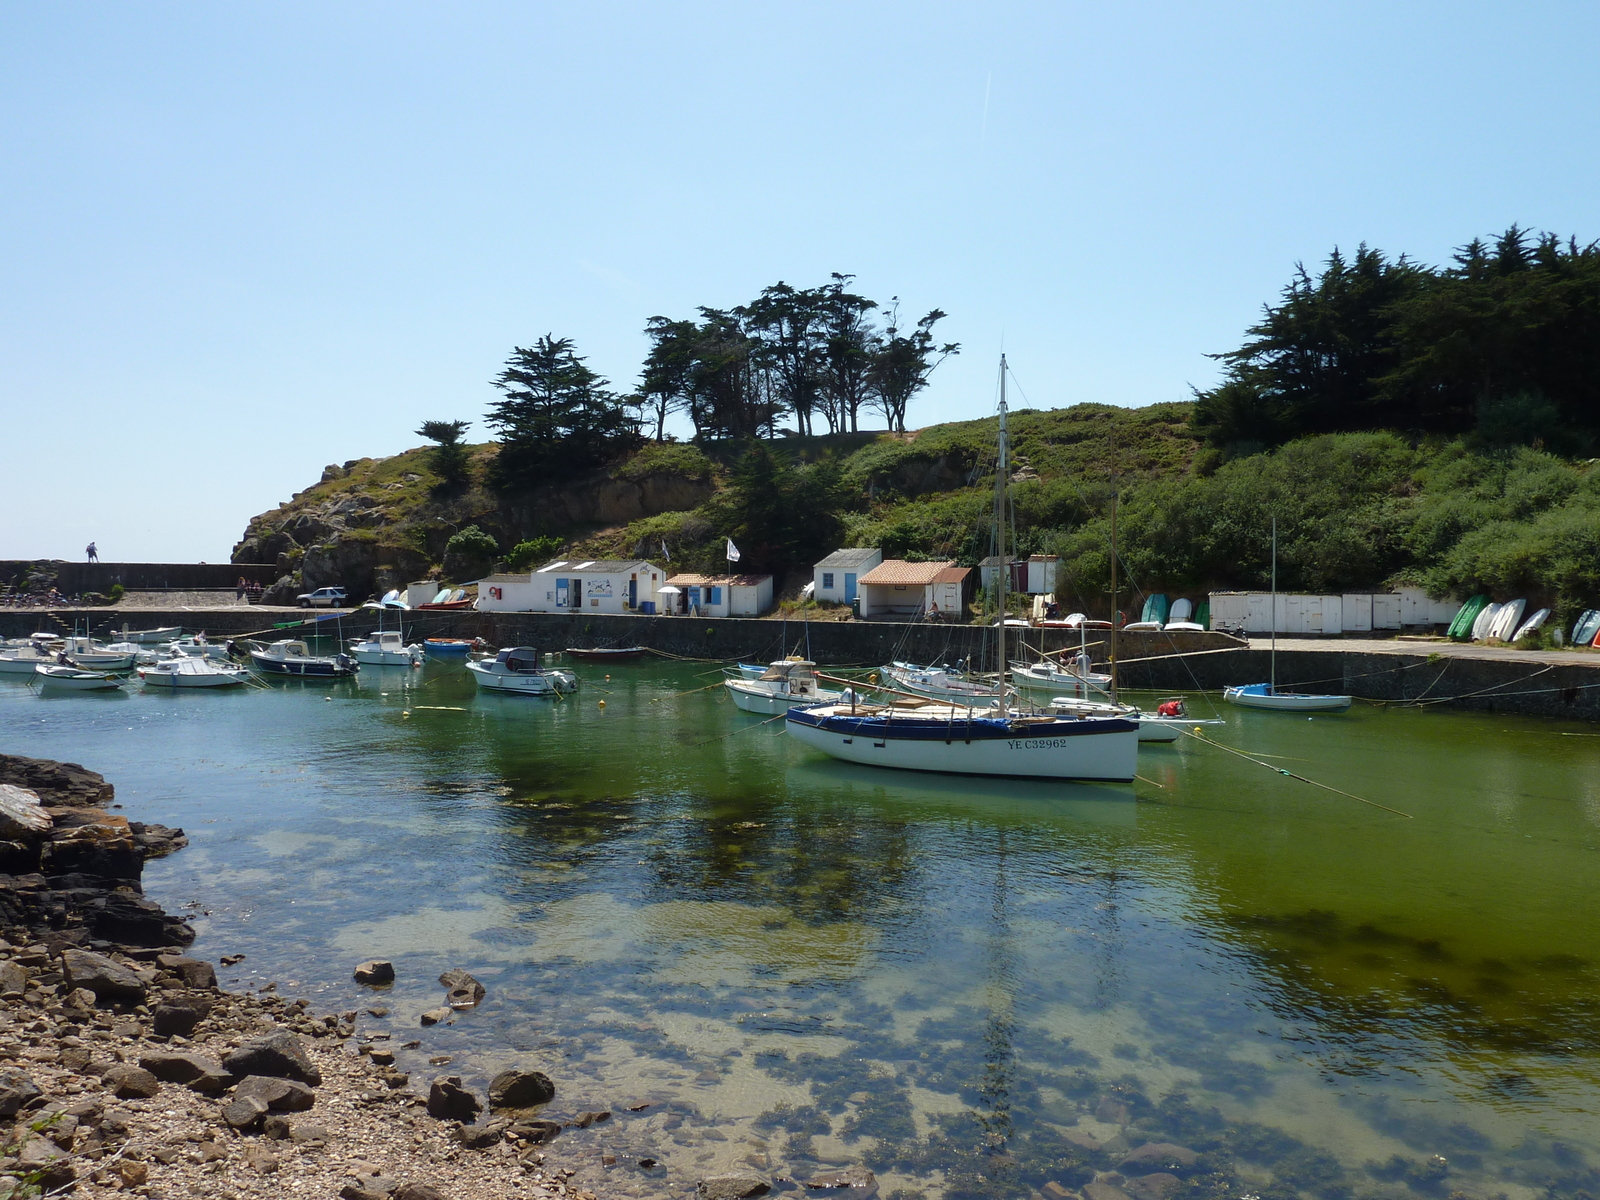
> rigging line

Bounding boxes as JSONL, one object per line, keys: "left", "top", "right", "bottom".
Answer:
{"left": 1402, "top": 662, "right": 1559, "bottom": 707}
{"left": 1182, "top": 730, "right": 1413, "bottom": 818}
{"left": 691, "top": 711, "right": 788, "bottom": 746}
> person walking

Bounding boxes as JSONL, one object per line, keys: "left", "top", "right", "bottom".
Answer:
{"left": 86, "top": 542, "right": 98, "bottom": 562}
{"left": 236, "top": 576, "right": 247, "bottom": 601}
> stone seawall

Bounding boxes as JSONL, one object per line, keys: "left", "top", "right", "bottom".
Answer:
{"left": 0, "top": 561, "right": 280, "bottom": 592}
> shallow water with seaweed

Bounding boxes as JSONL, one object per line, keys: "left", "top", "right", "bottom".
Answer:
{"left": 4, "top": 655, "right": 1599, "bottom": 1199}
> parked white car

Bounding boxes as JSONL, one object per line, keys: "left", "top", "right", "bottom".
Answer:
{"left": 296, "top": 587, "right": 349, "bottom": 608}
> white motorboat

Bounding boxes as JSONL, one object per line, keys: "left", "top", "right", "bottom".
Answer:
{"left": 139, "top": 656, "right": 249, "bottom": 688}
{"left": 1046, "top": 696, "right": 1226, "bottom": 742}
{"left": 1009, "top": 658, "right": 1113, "bottom": 702}
{"left": 61, "top": 636, "right": 137, "bottom": 671}
{"left": 350, "top": 629, "right": 423, "bottom": 666}
{"left": 0, "top": 645, "right": 53, "bottom": 674}
{"left": 1225, "top": 518, "right": 1351, "bottom": 713}
{"left": 111, "top": 625, "right": 182, "bottom": 644}
{"left": 787, "top": 357, "right": 1139, "bottom": 783}
{"left": 467, "top": 647, "right": 577, "bottom": 696}
{"left": 724, "top": 659, "right": 841, "bottom": 715}
{"left": 104, "top": 642, "right": 161, "bottom": 665}
{"left": 34, "top": 665, "right": 124, "bottom": 691}
{"left": 161, "top": 636, "right": 230, "bottom": 661}
{"left": 247, "top": 640, "right": 359, "bottom": 677}
{"left": 880, "top": 661, "right": 1004, "bottom": 706}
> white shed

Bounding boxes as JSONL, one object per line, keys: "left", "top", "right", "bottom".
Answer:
{"left": 476, "top": 559, "right": 667, "bottom": 614}
{"left": 813, "top": 548, "right": 882, "bottom": 607}
{"left": 663, "top": 573, "right": 774, "bottom": 617}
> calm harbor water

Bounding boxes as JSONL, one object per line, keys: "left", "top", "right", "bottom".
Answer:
{"left": 4, "top": 654, "right": 1599, "bottom": 1199}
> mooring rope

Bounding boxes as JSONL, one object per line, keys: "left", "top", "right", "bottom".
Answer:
{"left": 1182, "top": 729, "right": 1413, "bottom": 818}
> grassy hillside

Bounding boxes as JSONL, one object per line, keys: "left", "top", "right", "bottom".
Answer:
{"left": 236, "top": 403, "right": 1600, "bottom": 624}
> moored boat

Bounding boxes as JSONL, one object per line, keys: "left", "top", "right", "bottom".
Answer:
{"left": 724, "top": 659, "right": 841, "bottom": 715}
{"left": 1223, "top": 683, "right": 1351, "bottom": 712}
{"left": 0, "top": 645, "right": 53, "bottom": 674}
{"left": 34, "top": 665, "right": 124, "bottom": 691}
{"left": 880, "top": 661, "right": 1003, "bottom": 706}
{"left": 350, "top": 630, "right": 423, "bottom": 666}
{"left": 423, "top": 638, "right": 474, "bottom": 656}
{"left": 139, "top": 657, "right": 249, "bottom": 688}
{"left": 61, "top": 636, "right": 137, "bottom": 671}
{"left": 466, "top": 647, "right": 577, "bottom": 696}
{"left": 247, "top": 640, "right": 358, "bottom": 677}
{"left": 110, "top": 625, "right": 182, "bottom": 644}
{"left": 565, "top": 646, "right": 647, "bottom": 662}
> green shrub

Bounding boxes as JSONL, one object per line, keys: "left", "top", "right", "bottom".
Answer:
{"left": 107, "top": 583, "right": 124, "bottom": 603}
{"left": 445, "top": 524, "right": 498, "bottom": 558}
{"left": 506, "top": 535, "right": 564, "bottom": 571}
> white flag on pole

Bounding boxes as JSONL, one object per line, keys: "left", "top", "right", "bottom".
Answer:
{"left": 661, "top": 538, "right": 671, "bottom": 563}
{"left": 725, "top": 539, "right": 741, "bottom": 563}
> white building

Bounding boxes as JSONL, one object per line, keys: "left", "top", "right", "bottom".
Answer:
{"left": 976, "top": 554, "right": 1058, "bottom": 595}
{"left": 858, "top": 559, "right": 971, "bottom": 619}
{"left": 813, "top": 548, "right": 882, "bottom": 606}
{"left": 1208, "top": 588, "right": 1460, "bottom": 635}
{"left": 663, "top": 573, "right": 774, "bottom": 617}
{"left": 476, "top": 559, "right": 667, "bottom": 614}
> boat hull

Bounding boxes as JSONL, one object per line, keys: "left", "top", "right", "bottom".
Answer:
{"left": 467, "top": 661, "right": 577, "bottom": 695}
{"left": 249, "top": 653, "right": 357, "bottom": 677}
{"left": 35, "top": 667, "right": 123, "bottom": 690}
{"left": 1224, "top": 685, "right": 1350, "bottom": 712}
{"left": 565, "top": 647, "right": 646, "bottom": 661}
{"left": 725, "top": 679, "right": 842, "bottom": 715}
{"left": 0, "top": 655, "right": 47, "bottom": 674}
{"left": 351, "top": 649, "right": 420, "bottom": 666}
{"left": 785, "top": 708, "right": 1139, "bottom": 781}
{"left": 424, "top": 640, "right": 472, "bottom": 656}
{"left": 139, "top": 668, "right": 247, "bottom": 688}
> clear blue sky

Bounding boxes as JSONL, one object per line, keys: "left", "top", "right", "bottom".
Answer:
{"left": 4, "top": 2, "right": 1597, "bottom": 563}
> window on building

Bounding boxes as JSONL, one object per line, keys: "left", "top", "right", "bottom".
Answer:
{"left": 822, "top": 573, "right": 834, "bottom": 590}
{"left": 709, "top": 586, "right": 722, "bottom": 605}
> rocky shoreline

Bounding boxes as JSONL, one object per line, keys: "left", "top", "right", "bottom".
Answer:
{"left": 0, "top": 755, "right": 637, "bottom": 1200}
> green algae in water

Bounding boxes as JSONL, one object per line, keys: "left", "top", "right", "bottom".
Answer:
{"left": 5, "top": 659, "right": 1600, "bottom": 1198}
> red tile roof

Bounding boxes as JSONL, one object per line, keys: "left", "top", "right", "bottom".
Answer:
{"left": 858, "top": 559, "right": 956, "bottom": 586}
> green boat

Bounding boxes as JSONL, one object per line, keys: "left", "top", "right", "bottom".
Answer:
{"left": 1447, "top": 594, "right": 1489, "bottom": 640}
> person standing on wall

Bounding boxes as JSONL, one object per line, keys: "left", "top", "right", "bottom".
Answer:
{"left": 86, "top": 542, "right": 98, "bottom": 562}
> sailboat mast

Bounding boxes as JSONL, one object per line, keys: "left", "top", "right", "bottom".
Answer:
{"left": 1108, "top": 492, "right": 1119, "bottom": 705}
{"left": 1270, "top": 516, "right": 1277, "bottom": 695}
{"left": 995, "top": 356, "right": 1009, "bottom": 717}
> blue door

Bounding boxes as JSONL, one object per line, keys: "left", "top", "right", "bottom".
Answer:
{"left": 844, "top": 573, "right": 857, "bottom": 602}
{"left": 628, "top": 578, "right": 637, "bottom": 608}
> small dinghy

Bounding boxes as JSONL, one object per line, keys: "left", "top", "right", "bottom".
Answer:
{"left": 564, "top": 646, "right": 647, "bottom": 662}
{"left": 1449, "top": 595, "right": 1489, "bottom": 640}
{"left": 423, "top": 638, "right": 474, "bottom": 656}
{"left": 1471, "top": 602, "right": 1504, "bottom": 641}
{"left": 1488, "top": 598, "right": 1526, "bottom": 642}
{"left": 35, "top": 665, "right": 124, "bottom": 691}
{"left": 1223, "top": 682, "right": 1351, "bottom": 712}
{"left": 111, "top": 625, "right": 182, "bottom": 645}
{"left": 1571, "top": 610, "right": 1600, "bottom": 647}
{"left": 140, "top": 657, "right": 249, "bottom": 688}
{"left": 1513, "top": 608, "right": 1550, "bottom": 642}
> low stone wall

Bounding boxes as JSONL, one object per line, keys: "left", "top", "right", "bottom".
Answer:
{"left": 0, "top": 562, "right": 280, "bottom": 593}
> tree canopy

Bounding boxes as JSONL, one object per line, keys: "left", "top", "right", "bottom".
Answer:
{"left": 1192, "top": 227, "right": 1600, "bottom": 452}
{"left": 486, "top": 337, "right": 641, "bottom": 489}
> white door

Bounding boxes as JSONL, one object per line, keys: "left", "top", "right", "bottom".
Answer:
{"left": 1372, "top": 594, "right": 1402, "bottom": 629}
{"left": 1342, "top": 595, "right": 1372, "bottom": 632}
{"left": 1247, "top": 593, "right": 1271, "bottom": 633}
{"left": 1321, "top": 596, "right": 1342, "bottom": 635}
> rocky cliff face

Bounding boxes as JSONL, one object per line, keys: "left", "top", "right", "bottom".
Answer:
{"left": 231, "top": 445, "right": 716, "bottom": 602}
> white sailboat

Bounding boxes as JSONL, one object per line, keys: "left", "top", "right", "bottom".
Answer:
{"left": 787, "top": 357, "right": 1139, "bottom": 782}
{"left": 1223, "top": 517, "right": 1352, "bottom": 713}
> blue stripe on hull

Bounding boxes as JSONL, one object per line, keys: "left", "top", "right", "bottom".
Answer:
{"left": 785, "top": 709, "right": 1138, "bottom": 741}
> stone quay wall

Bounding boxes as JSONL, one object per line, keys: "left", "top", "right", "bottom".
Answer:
{"left": 0, "top": 561, "right": 280, "bottom": 593}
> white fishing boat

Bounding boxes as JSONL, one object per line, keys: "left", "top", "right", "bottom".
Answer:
{"left": 34, "top": 665, "right": 124, "bottom": 691}
{"left": 880, "top": 661, "right": 1003, "bottom": 706}
{"left": 247, "top": 640, "right": 359, "bottom": 677}
{"left": 104, "top": 641, "right": 161, "bottom": 665}
{"left": 350, "top": 629, "right": 423, "bottom": 666}
{"left": 724, "top": 659, "right": 841, "bottom": 715}
{"left": 161, "top": 635, "right": 230, "bottom": 661}
{"left": 466, "top": 647, "right": 577, "bottom": 696}
{"left": 787, "top": 357, "right": 1139, "bottom": 783}
{"left": 1045, "top": 696, "right": 1226, "bottom": 743}
{"left": 1009, "top": 657, "right": 1113, "bottom": 702}
{"left": 110, "top": 625, "right": 182, "bottom": 644}
{"left": 139, "top": 657, "right": 249, "bottom": 688}
{"left": 0, "top": 645, "right": 53, "bottom": 674}
{"left": 61, "top": 636, "right": 137, "bottom": 671}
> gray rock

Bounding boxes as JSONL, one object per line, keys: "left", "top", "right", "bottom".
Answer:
{"left": 454, "top": 1119, "right": 509, "bottom": 1149}
{"left": 340, "top": 1187, "right": 388, "bottom": 1200}
{"left": 289, "top": 1121, "right": 331, "bottom": 1145}
{"left": 152, "top": 1002, "right": 204, "bottom": 1038}
{"left": 138, "top": 1051, "right": 231, "bottom": 1093}
{"left": 419, "top": 1007, "right": 452, "bottom": 1026}
{"left": 234, "top": 1074, "right": 317, "bottom": 1112}
{"left": 0, "top": 1067, "right": 41, "bottom": 1116}
{"left": 102, "top": 1064, "right": 160, "bottom": 1099}
{"left": 0, "top": 960, "right": 28, "bottom": 999}
{"left": 263, "top": 1114, "right": 293, "bottom": 1139}
{"left": 699, "top": 1173, "right": 771, "bottom": 1200}
{"left": 222, "top": 1093, "right": 269, "bottom": 1131}
{"left": 156, "top": 954, "right": 217, "bottom": 989}
{"left": 487, "top": 1068, "right": 554, "bottom": 1109}
{"left": 61, "top": 948, "right": 146, "bottom": 1004}
{"left": 223, "top": 1029, "right": 323, "bottom": 1086}
{"left": 803, "top": 1165, "right": 878, "bottom": 1197}
{"left": 354, "top": 960, "right": 396, "bottom": 986}
{"left": 396, "top": 1185, "right": 449, "bottom": 1200}
{"left": 426, "top": 1075, "right": 482, "bottom": 1123}
{"left": 438, "top": 968, "right": 485, "bottom": 1007}
{"left": 1119, "top": 1144, "right": 1199, "bottom": 1172}
{"left": 508, "top": 1118, "right": 561, "bottom": 1144}
{"left": 1082, "top": 1184, "right": 1133, "bottom": 1200}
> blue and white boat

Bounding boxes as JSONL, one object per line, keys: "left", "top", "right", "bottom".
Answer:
{"left": 248, "top": 639, "right": 358, "bottom": 677}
